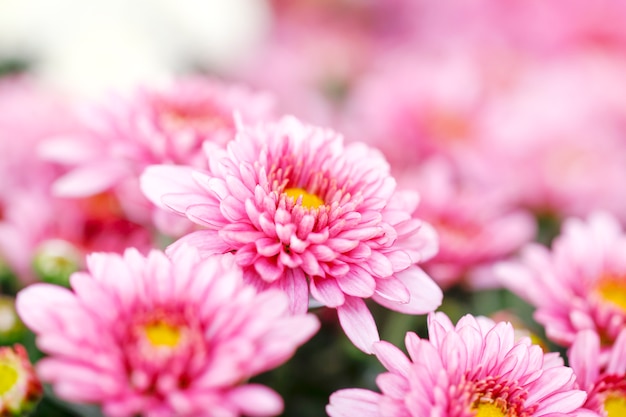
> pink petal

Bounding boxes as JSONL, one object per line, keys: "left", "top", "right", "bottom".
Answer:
{"left": 336, "top": 296, "right": 380, "bottom": 354}
{"left": 166, "top": 230, "right": 232, "bottom": 257}
{"left": 53, "top": 161, "right": 129, "bottom": 197}
{"left": 327, "top": 389, "right": 381, "bottom": 417}
{"left": 567, "top": 330, "right": 599, "bottom": 390}
{"left": 228, "top": 384, "right": 283, "bottom": 417}
{"left": 186, "top": 202, "right": 227, "bottom": 228}
{"left": 372, "top": 276, "right": 410, "bottom": 304}
{"left": 372, "top": 340, "right": 411, "bottom": 377}
{"left": 374, "top": 266, "right": 442, "bottom": 314}
{"left": 38, "top": 134, "right": 101, "bottom": 164}
{"left": 279, "top": 268, "right": 310, "bottom": 314}
{"left": 310, "top": 277, "right": 345, "bottom": 308}
{"left": 336, "top": 267, "right": 376, "bottom": 298}
{"left": 254, "top": 257, "right": 285, "bottom": 283}
{"left": 607, "top": 329, "right": 626, "bottom": 375}
{"left": 140, "top": 164, "right": 204, "bottom": 209}
{"left": 16, "top": 283, "right": 79, "bottom": 334}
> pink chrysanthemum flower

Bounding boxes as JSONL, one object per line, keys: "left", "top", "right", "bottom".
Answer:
{"left": 495, "top": 211, "right": 626, "bottom": 349}
{"left": 0, "top": 344, "right": 42, "bottom": 416}
{"left": 569, "top": 329, "right": 626, "bottom": 416}
{"left": 40, "top": 76, "right": 275, "bottom": 235}
{"left": 327, "top": 312, "right": 593, "bottom": 417}
{"left": 141, "top": 115, "right": 441, "bottom": 353}
{"left": 16, "top": 248, "right": 319, "bottom": 417}
{"left": 410, "top": 158, "right": 536, "bottom": 289}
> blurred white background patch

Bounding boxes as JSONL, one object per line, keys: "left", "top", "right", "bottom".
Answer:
{"left": 0, "top": 0, "right": 271, "bottom": 96}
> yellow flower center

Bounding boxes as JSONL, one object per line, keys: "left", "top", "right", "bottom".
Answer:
{"left": 144, "top": 321, "right": 181, "bottom": 348}
{"left": 0, "top": 363, "right": 18, "bottom": 395}
{"left": 605, "top": 394, "right": 626, "bottom": 417}
{"left": 473, "top": 402, "right": 507, "bottom": 417}
{"left": 283, "top": 187, "right": 324, "bottom": 209}
{"left": 596, "top": 275, "right": 626, "bottom": 312}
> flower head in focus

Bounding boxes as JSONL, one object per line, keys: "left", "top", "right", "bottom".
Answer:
{"left": 16, "top": 248, "right": 319, "bottom": 417}
{"left": 569, "top": 329, "right": 626, "bottom": 416}
{"left": 496, "top": 211, "right": 626, "bottom": 350}
{"left": 327, "top": 312, "right": 591, "bottom": 417}
{"left": 0, "top": 344, "right": 42, "bottom": 416}
{"left": 141, "top": 115, "right": 441, "bottom": 353}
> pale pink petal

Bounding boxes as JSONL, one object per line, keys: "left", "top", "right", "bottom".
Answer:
{"left": 336, "top": 296, "right": 380, "bottom": 354}
{"left": 373, "top": 266, "right": 442, "bottom": 314}
{"left": 38, "top": 134, "right": 101, "bottom": 164}
{"left": 327, "top": 389, "right": 381, "bottom": 417}
{"left": 167, "top": 230, "right": 231, "bottom": 257}
{"left": 309, "top": 277, "right": 345, "bottom": 308}
{"left": 372, "top": 341, "right": 411, "bottom": 377}
{"left": 567, "top": 330, "right": 599, "bottom": 390}
{"left": 140, "top": 164, "right": 204, "bottom": 210}
{"left": 53, "top": 161, "right": 129, "bottom": 197}
{"left": 228, "top": 384, "right": 283, "bottom": 417}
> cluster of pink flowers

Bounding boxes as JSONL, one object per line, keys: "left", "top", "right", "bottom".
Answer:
{"left": 3, "top": 1, "right": 626, "bottom": 416}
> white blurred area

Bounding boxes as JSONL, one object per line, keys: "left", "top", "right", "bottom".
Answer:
{"left": 0, "top": 0, "right": 272, "bottom": 97}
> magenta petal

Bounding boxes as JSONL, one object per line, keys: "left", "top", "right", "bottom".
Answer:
{"left": 336, "top": 296, "right": 380, "bottom": 354}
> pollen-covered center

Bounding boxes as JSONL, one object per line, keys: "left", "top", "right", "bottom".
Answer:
{"left": 0, "top": 363, "right": 18, "bottom": 395}
{"left": 144, "top": 321, "right": 181, "bottom": 348}
{"left": 596, "top": 275, "right": 626, "bottom": 312}
{"left": 284, "top": 187, "right": 325, "bottom": 209}
{"left": 605, "top": 394, "right": 626, "bottom": 417}
{"left": 473, "top": 401, "right": 507, "bottom": 417}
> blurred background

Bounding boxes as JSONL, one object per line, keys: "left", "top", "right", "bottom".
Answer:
{"left": 2, "top": 1, "right": 626, "bottom": 416}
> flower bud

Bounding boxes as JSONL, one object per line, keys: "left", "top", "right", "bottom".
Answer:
{"left": 0, "top": 297, "right": 26, "bottom": 345}
{"left": 32, "top": 239, "right": 82, "bottom": 287}
{"left": 0, "top": 344, "right": 42, "bottom": 416}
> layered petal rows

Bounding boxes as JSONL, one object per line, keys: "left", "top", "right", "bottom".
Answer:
{"left": 141, "top": 115, "right": 442, "bottom": 353}
{"left": 16, "top": 248, "right": 319, "bottom": 417}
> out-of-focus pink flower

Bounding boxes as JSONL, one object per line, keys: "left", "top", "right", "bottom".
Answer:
{"left": 0, "top": 190, "right": 153, "bottom": 285}
{"left": 40, "top": 76, "right": 276, "bottom": 236}
{"left": 496, "top": 211, "right": 626, "bottom": 350}
{"left": 569, "top": 329, "right": 626, "bottom": 416}
{"left": 0, "top": 77, "right": 152, "bottom": 285}
{"left": 141, "top": 116, "right": 441, "bottom": 353}
{"left": 412, "top": 159, "right": 536, "bottom": 289}
{"left": 479, "top": 53, "right": 626, "bottom": 221}
{"left": 491, "top": 0, "right": 626, "bottom": 53}
{"left": 0, "top": 76, "right": 80, "bottom": 198}
{"left": 327, "top": 312, "right": 591, "bottom": 417}
{"left": 16, "top": 248, "right": 319, "bottom": 417}
{"left": 341, "top": 52, "right": 490, "bottom": 174}
{"left": 0, "top": 344, "right": 42, "bottom": 416}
